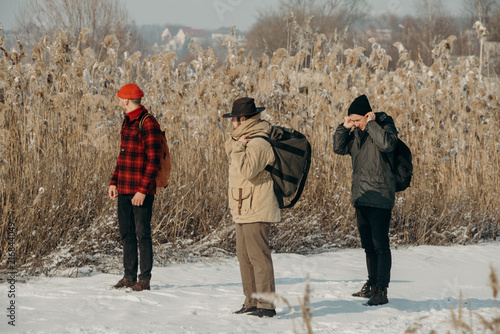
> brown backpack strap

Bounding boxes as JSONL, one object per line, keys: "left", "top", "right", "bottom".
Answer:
{"left": 138, "top": 113, "right": 152, "bottom": 134}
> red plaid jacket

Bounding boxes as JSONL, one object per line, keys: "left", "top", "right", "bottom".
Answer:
{"left": 110, "top": 106, "right": 162, "bottom": 195}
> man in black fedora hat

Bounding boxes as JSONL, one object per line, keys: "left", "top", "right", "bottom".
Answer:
{"left": 223, "top": 97, "right": 280, "bottom": 318}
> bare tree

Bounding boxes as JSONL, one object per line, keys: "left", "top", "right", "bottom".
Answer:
{"left": 412, "top": 0, "right": 456, "bottom": 65}
{"left": 487, "top": 10, "right": 500, "bottom": 40}
{"left": 14, "top": 0, "right": 142, "bottom": 54}
{"left": 246, "top": 0, "right": 368, "bottom": 57}
{"left": 453, "top": 0, "right": 500, "bottom": 59}
{"left": 462, "top": 0, "right": 500, "bottom": 26}
{"left": 279, "top": 0, "right": 366, "bottom": 29}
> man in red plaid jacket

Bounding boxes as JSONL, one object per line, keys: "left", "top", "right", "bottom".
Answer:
{"left": 108, "top": 83, "right": 162, "bottom": 292}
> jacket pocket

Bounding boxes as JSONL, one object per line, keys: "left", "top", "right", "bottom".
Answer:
{"left": 230, "top": 187, "right": 253, "bottom": 216}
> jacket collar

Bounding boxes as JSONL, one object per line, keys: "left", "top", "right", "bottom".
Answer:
{"left": 231, "top": 116, "right": 271, "bottom": 139}
{"left": 126, "top": 105, "right": 146, "bottom": 122}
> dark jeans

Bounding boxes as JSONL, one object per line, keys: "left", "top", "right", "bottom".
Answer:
{"left": 118, "top": 194, "right": 154, "bottom": 282}
{"left": 356, "top": 206, "right": 392, "bottom": 288}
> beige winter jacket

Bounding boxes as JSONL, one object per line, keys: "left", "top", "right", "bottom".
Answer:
{"left": 225, "top": 116, "right": 281, "bottom": 224}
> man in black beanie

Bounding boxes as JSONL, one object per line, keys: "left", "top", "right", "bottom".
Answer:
{"left": 333, "top": 94, "right": 398, "bottom": 306}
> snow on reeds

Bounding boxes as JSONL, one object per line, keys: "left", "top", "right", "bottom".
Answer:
{"left": 0, "top": 23, "right": 498, "bottom": 274}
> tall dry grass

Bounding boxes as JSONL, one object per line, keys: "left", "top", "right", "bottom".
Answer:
{"left": 0, "top": 23, "right": 498, "bottom": 273}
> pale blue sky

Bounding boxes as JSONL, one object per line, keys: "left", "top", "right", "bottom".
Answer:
{"left": 0, "top": 0, "right": 459, "bottom": 32}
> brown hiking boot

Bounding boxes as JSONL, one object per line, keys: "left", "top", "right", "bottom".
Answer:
{"left": 352, "top": 281, "right": 373, "bottom": 298}
{"left": 130, "top": 279, "right": 150, "bottom": 291}
{"left": 113, "top": 278, "right": 137, "bottom": 289}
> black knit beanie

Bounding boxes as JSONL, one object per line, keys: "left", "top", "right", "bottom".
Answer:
{"left": 348, "top": 94, "right": 372, "bottom": 116}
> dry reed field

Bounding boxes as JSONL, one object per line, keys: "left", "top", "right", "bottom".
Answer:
{"left": 0, "top": 26, "right": 499, "bottom": 274}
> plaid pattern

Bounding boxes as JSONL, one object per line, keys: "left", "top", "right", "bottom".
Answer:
{"left": 110, "top": 106, "right": 162, "bottom": 195}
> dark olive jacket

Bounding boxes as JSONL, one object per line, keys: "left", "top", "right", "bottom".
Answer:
{"left": 333, "top": 112, "right": 398, "bottom": 209}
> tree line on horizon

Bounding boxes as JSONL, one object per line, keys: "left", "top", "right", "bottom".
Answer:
{"left": 3, "top": 0, "right": 500, "bottom": 72}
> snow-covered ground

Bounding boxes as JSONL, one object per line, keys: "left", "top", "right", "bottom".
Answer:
{"left": 2, "top": 243, "right": 499, "bottom": 333}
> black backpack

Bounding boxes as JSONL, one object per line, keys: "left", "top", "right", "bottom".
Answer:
{"left": 252, "top": 126, "right": 312, "bottom": 209}
{"left": 393, "top": 139, "right": 413, "bottom": 192}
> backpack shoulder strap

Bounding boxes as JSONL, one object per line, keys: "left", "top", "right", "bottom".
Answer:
{"left": 138, "top": 113, "right": 152, "bottom": 134}
{"left": 251, "top": 135, "right": 305, "bottom": 156}
{"left": 249, "top": 135, "right": 270, "bottom": 143}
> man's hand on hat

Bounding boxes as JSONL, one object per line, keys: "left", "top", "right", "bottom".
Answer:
{"left": 343, "top": 117, "right": 355, "bottom": 129}
{"left": 366, "top": 112, "right": 376, "bottom": 122}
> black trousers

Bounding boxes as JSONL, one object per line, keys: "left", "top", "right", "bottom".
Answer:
{"left": 118, "top": 194, "right": 154, "bottom": 281}
{"left": 356, "top": 206, "right": 392, "bottom": 288}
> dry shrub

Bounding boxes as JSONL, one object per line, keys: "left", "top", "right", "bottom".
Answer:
{"left": 0, "top": 24, "right": 499, "bottom": 274}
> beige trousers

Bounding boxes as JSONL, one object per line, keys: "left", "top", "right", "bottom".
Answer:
{"left": 235, "top": 222, "right": 276, "bottom": 310}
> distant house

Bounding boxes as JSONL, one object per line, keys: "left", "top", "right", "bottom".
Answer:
{"left": 184, "top": 28, "right": 208, "bottom": 41}
{"left": 161, "top": 27, "right": 208, "bottom": 52}
{"left": 150, "top": 26, "right": 247, "bottom": 59}
{"left": 161, "top": 28, "right": 172, "bottom": 41}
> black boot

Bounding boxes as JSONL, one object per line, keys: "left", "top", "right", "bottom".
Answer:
{"left": 352, "top": 281, "right": 373, "bottom": 298}
{"left": 247, "top": 308, "right": 276, "bottom": 318}
{"left": 365, "top": 285, "right": 388, "bottom": 306}
{"left": 234, "top": 305, "right": 257, "bottom": 314}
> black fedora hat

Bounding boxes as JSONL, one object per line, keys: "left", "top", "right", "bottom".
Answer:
{"left": 222, "top": 97, "right": 266, "bottom": 118}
